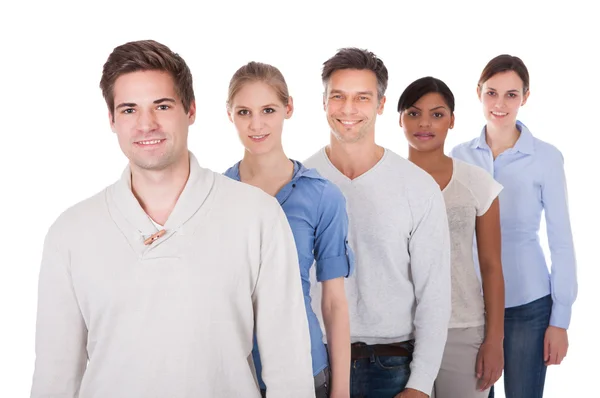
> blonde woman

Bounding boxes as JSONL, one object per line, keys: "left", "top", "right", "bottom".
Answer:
{"left": 224, "top": 62, "right": 354, "bottom": 398}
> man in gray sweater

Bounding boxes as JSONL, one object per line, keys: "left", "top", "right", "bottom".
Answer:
{"left": 30, "top": 40, "right": 315, "bottom": 398}
{"left": 305, "top": 48, "right": 451, "bottom": 398}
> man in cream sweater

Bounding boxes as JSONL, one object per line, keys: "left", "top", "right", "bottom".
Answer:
{"left": 30, "top": 40, "right": 315, "bottom": 398}
{"left": 306, "top": 48, "right": 451, "bottom": 398}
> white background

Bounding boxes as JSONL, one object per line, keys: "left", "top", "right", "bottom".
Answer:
{"left": 1, "top": 0, "right": 597, "bottom": 396}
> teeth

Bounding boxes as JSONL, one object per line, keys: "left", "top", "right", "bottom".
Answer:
{"left": 138, "top": 139, "right": 162, "bottom": 145}
{"left": 251, "top": 135, "right": 266, "bottom": 139}
{"left": 492, "top": 112, "right": 507, "bottom": 116}
{"left": 340, "top": 120, "right": 359, "bottom": 125}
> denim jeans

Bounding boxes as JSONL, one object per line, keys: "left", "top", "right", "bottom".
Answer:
{"left": 489, "top": 294, "right": 552, "bottom": 398}
{"left": 350, "top": 342, "right": 413, "bottom": 398}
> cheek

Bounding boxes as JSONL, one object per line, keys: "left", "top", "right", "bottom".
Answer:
{"left": 114, "top": 131, "right": 132, "bottom": 151}
{"left": 509, "top": 99, "right": 523, "bottom": 110}
{"left": 325, "top": 104, "right": 336, "bottom": 116}
{"left": 434, "top": 125, "right": 450, "bottom": 140}
{"left": 400, "top": 117, "right": 417, "bottom": 135}
{"left": 267, "top": 116, "right": 285, "bottom": 134}
{"left": 112, "top": 120, "right": 133, "bottom": 138}
{"left": 232, "top": 118, "right": 246, "bottom": 133}
{"left": 167, "top": 114, "right": 187, "bottom": 128}
{"left": 277, "top": 113, "right": 287, "bottom": 125}
{"left": 361, "top": 102, "right": 377, "bottom": 114}
{"left": 436, "top": 118, "right": 452, "bottom": 129}
{"left": 399, "top": 115, "right": 409, "bottom": 130}
{"left": 481, "top": 96, "right": 495, "bottom": 109}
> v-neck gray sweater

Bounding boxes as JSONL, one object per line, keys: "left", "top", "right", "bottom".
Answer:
{"left": 305, "top": 147, "right": 451, "bottom": 394}
{"left": 31, "top": 153, "right": 315, "bottom": 398}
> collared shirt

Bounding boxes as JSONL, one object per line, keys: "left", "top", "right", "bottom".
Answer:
{"left": 224, "top": 160, "right": 354, "bottom": 389}
{"left": 451, "top": 121, "right": 578, "bottom": 329}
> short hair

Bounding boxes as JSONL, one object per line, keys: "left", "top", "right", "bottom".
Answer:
{"left": 321, "top": 47, "right": 388, "bottom": 100}
{"left": 99, "top": 40, "right": 194, "bottom": 119}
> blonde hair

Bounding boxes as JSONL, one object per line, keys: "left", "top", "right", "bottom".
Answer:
{"left": 227, "top": 62, "right": 289, "bottom": 109}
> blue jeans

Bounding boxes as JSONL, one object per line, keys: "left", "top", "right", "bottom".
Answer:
{"left": 489, "top": 294, "right": 552, "bottom": 398}
{"left": 350, "top": 342, "right": 413, "bottom": 398}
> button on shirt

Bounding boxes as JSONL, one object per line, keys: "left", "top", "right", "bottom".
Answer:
{"left": 224, "top": 160, "right": 354, "bottom": 388}
{"left": 450, "top": 121, "right": 577, "bottom": 329}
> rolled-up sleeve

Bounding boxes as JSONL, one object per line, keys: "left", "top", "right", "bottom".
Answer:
{"left": 314, "top": 182, "right": 355, "bottom": 282}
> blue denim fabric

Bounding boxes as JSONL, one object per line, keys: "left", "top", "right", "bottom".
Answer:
{"left": 225, "top": 160, "right": 354, "bottom": 389}
{"left": 489, "top": 294, "right": 552, "bottom": 398}
{"left": 350, "top": 342, "right": 413, "bottom": 398}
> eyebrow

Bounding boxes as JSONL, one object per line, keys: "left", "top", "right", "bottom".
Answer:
{"left": 115, "top": 97, "right": 177, "bottom": 109}
{"left": 234, "top": 103, "right": 281, "bottom": 110}
{"left": 486, "top": 87, "right": 520, "bottom": 93}
{"left": 410, "top": 105, "right": 448, "bottom": 111}
{"left": 154, "top": 97, "right": 176, "bottom": 104}
{"left": 329, "top": 89, "right": 374, "bottom": 96}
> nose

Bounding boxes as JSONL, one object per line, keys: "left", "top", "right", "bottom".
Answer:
{"left": 136, "top": 109, "right": 159, "bottom": 133}
{"left": 249, "top": 114, "right": 263, "bottom": 132}
{"left": 419, "top": 115, "right": 431, "bottom": 128}
{"left": 340, "top": 98, "right": 357, "bottom": 115}
{"left": 493, "top": 96, "right": 506, "bottom": 109}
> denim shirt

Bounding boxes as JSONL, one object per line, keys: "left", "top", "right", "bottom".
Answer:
{"left": 224, "top": 159, "right": 355, "bottom": 387}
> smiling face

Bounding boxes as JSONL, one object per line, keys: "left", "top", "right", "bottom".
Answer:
{"left": 110, "top": 70, "right": 196, "bottom": 172}
{"left": 400, "top": 92, "right": 454, "bottom": 153}
{"left": 478, "top": 70, "right": 529, "bottom": 128}
{"left": 227, "top": 81, "right": 292, "bottom": 156}
{"left": 324, "top": 69, "right": 385, "bottom": 144}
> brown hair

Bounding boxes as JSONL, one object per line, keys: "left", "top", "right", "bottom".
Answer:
{"left": 226, "top": 62, "right": 289, "bottom": 109}
{"left": 478, "top": 54, "right": 530, "bottom": 93}
{"left": 322, "top": 47, "right": 388, "bottom": 101}
{"left": 99, "top": 40, "right": 194, "bottom": 119}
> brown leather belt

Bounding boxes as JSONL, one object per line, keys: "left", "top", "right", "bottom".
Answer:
{"left": 351, "top": 341, "right": 413, "bottom": 360}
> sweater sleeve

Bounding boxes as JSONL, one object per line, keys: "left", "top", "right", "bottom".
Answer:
{"left": 405, "top": 190, "right": 452, "bottom": 394}
{"left": 31, "top": 226, "right": 88, "bottom": 398}
{"left": 253, "top": 203, "right": 315, "bottom": 398}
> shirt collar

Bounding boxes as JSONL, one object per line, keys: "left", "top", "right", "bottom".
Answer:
{"left": 470, "top": 120, "right": 535, "bottom": 155}
{"left": 111, "top": 151, "right": 214, "bottom": 235}
{"left": 470, "top": 125, "right": 490, "bottom": 150}
{"left": 513, "top": 121, "right": 535, "bottom": 155}
{"left": 292, "top": 160, "right": 324, "bottom": 181}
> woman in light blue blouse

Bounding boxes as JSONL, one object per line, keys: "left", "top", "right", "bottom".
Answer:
{"left": 451, "top": 55, "right": 578, "bottom": 398}
{"left": 223, "top": 61, "right": 354, "bottom": 398}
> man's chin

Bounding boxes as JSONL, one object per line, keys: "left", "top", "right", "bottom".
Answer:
{"left": 332, "top": 130, "right": 364, "bottom": 144}
{"left": 130, "top": 154, "right": 172, "bottom": 172}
